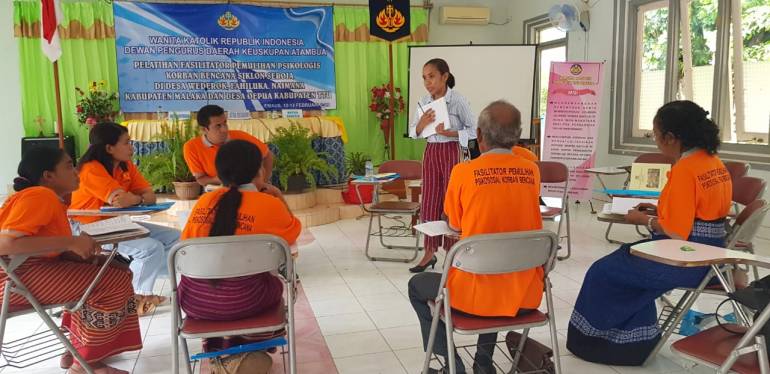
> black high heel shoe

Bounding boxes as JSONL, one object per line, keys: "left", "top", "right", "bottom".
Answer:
{"left": 409, "top": 256, "right": 438, "bottom": 273}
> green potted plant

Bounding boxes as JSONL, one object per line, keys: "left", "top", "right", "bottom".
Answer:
{"left": 271, "top": 122, "right": 338, "bottom": 193}
{"left": 137, "top": 116, "right": 200, "bottom": 200}
{"left": 342, "top": 152, "right": 373, "bottom": 204}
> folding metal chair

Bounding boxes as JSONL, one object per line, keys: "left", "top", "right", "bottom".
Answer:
{"left": 724, "top": 161, "right": 750, "bottom": 182}
{"left": 670, "top": 263, "right": 770, "bottom": 374}
{"left": 731, "top": 176, "right": 767, "bottom": 219}
{"left": 0, "top": 253, "right": 94, "bottom": 373}
{"left": 354, "top": 161, "right": 421, "bottom": 263}
{"left": 380, "top": 160, "right": 423, "bottom": 200}
{"left": 650, "top": 202, "right": 769, "bottom": 367}
{"left": 168, "top": 234, "right": 296, "bottom": 374}
{"left": 421, "top": 230, "right": 562, "bottom": 374}
{"left": 537, "top": 161, "right": 572, "bottom": 260}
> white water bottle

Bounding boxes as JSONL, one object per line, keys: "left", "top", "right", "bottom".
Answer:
{"left": 365, "top": 161, "right": 374, "bottom": 180}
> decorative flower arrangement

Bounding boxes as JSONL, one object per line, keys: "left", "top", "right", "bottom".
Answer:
{"left": 369, "top": 83, "right": 405, "bottom": 121}
{"left": 75, "top": 80, "right": 118, "bottom": 127}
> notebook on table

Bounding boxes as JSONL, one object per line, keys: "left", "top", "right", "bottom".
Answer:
{"left": 80, "top": 215, "right": 143, "bottom": 236}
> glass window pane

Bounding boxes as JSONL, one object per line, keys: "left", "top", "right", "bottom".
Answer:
{"left": 732, "top": 0, "right": 770, "bottom": 144}
{"left": 634, "top": 1, "right": 668, "bottom": 136}
{"left": 538, "top": 27, "right": 567, "bottom": 43}
{"left": 539, "top": 46, "right": 567, "bottom": 119}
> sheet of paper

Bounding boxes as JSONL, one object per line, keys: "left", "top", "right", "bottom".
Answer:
{"left": 412, "top": 97, "right": 450, "bottom": 139}
{"left": 611, "top": 197, "right": 658, "bottom": 215}
{"left": 413, "top": 221, "right": 457, "bottom": 237}
{"left": 80, "top": 215, "right": 143, "bottom": 236}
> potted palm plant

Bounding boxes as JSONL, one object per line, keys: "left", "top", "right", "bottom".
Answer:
{"left": 137, "top": 116, "right": 200, "bottom": 200}
{"left": 271, "top": 122, "right": 338, "bottom": 193}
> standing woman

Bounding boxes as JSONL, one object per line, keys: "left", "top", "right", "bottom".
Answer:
{"left": 408, "top": 58, "right": 477, "bottom": 273}
{"left": 70, "top": 123, "right": 181, "bottom": 316}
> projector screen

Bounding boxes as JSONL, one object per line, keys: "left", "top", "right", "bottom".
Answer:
{"left": 407, "top": 45, "right": 537, "bottom": 140}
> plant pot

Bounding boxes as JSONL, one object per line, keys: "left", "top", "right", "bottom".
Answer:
{"left": 173, "top": 181, "right": 200, "bottom": 200}
{"left": 286, "top": 174, "right": 308, "bottom": 194}
{"left": 341, "top": 179, "right": 373, "bottom": 204}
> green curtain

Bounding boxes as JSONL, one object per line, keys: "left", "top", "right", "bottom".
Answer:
{"left": 13, "top": 2, "right": 427, "bottom": 162}
{"left": 328, "top": 7, "right": 427, "bottom": 164}
{"left": 14, "top": 0, "right": 117, "bottom": 156}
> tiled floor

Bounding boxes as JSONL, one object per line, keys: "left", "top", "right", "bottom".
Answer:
{"left": 1, "top": 200, "right": 768, "bottom": 373}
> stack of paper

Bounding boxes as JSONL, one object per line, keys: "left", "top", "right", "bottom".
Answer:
{"left": 609, "top": 197, "right": 658, "bottom": 215}
{"left": 413, "top": 221, "right": 458, "bottom": 237}
{"left": 100, "top": 202, "right": 175, "bottom": 212}
{"left": 410, "top": 97, "right": 450, "bottom": 139}
{"left": 80, "top": 215, "right": 143, "bottom": 236}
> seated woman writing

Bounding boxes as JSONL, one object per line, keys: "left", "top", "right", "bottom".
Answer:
{"left": 179, "top": 139, "right": 301, "bottom": 349}
{"left": 70, "top": 123, "right": 180, "bottom": 316}
{"left": 0, "top": 147, "right": 141, "bottom": 374}
{"left": 566, "top": 100, "right": 733, "bottom": 365}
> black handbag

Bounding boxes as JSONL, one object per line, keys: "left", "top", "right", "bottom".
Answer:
{"left": 504, "top": 331, "right": 555, "bottom": 374}
{"left": 716, "top": 274, "right": 770, "bottom": 357}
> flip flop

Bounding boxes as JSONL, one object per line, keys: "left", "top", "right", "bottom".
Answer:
{"left": 60, "top": 352, "right": 73, "bottom": 369}
{"left": 135, "top": 298, "right": 158, "bottom": 317}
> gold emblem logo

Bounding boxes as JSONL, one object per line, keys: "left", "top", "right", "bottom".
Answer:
{"left": 376, "top": 4, "right": 406, "bottom": 33}
{"left": 570, "top": 64, "right": 583, "bottom": 75}
{"left": 218, "top": 11, "right": 240, "bottom": 31}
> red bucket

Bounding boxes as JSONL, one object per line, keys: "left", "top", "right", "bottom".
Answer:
{"left": 342, "top": 180, "right": 373, "bottom": 204}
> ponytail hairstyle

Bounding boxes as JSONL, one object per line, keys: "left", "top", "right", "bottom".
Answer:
{"left": 425, "top": 58, "right": 456, "bottom": 89}
{"left": 78, "top": 122, "right": 129, "bottom": 173}
{"left": 14, "top": 146, "right": 67, "bottom": 192}
{"left": 208, "top": 140, "right": 263, "bottom": 237}
{"left": 653, "top": 100, "right": 721, "bottom": 155}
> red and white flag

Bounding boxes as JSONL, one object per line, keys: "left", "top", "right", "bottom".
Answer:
{"left": 40, "top": 0, "right": 62, "bottom": 62}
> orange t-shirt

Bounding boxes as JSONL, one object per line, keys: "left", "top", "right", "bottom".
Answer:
{"left": 657, "top": 149, "right": 732, "bottom": 239}
{"left": 70, "top": 160, "right": 152, "bottom": 223}
{"left": 443, "top": 150, "right": 544, "bottom": 317}
{"left": 0, "top": 186, "right": 71, "bottom": 258}
{"left": 183, "top": 130, "right": 270, "bottom": 179}
{"left": 182, "top": 186, "right": 301, "bottom": 245}
{"left": 512, "top": 146, "right": 538, "bottom": 162}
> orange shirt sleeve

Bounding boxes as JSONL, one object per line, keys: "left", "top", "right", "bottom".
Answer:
{"left": 237, "top": 131, "right": 270, "bottom": 157}
{"left": 1, "top": 189, "right": 57, "bottom": 237}
{"left": 658, "top": 169, "right": 697, "bottom": 239}
{"left": 261, "top": 196, "right": 301, "bottom": 244}
{"left": 183, "top": 139, "right": 206, "bottom": 176}
{"left": 443, "top": 164, "right": 464, "bottom": 230}
{"left": 79, "top": 162, "right": 124, "bottom": 203}
{"left": 127, "top": 163, "right": 151, "bottom": 192}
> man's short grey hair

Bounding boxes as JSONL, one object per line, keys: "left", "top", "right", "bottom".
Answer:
{"left": 477, "top": 100, "right": 522, "bottom": 149}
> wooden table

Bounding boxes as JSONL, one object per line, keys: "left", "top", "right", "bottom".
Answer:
{"left": 630, "top": 239, "right": 768, "bottom": 365}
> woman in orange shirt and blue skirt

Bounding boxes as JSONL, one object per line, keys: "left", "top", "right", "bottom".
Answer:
{"left": 70, "top": 123, "right": 180, "bottom": 315}
{"left": 566, "top": 101, "right": 733, "bottom": 365}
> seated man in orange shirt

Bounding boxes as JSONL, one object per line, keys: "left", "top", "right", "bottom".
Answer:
{"left": 183, "top": 104, "right": 274, "bottom": 186}
{"left": 409, "top": 100, "right": 543, "bottom": 374}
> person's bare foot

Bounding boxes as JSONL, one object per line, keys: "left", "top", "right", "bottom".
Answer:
{"left": 68, "top": 361, "right": 129, "bottom": 374}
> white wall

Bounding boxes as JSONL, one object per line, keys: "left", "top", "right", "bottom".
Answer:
{"left": 0, "top": 1, "right": 23, "bottom": 194}
{"left": 508, "top": 0, "right": 769, "bottom": 239}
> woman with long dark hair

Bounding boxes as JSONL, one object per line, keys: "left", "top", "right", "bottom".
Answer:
{"left": 70, "top": 122, "right": 180, "bottom": 316}
{"left": 567, "top": 100, "right": 733, "bottom": 365}
{"left": 178, "top": 139, "right": 301, "bottom": 348}
{"left": 408, "top": 58, "right": 477, "bottom": 273}
{"left": 1, "top": 147, "right": 141, "bottom": 374}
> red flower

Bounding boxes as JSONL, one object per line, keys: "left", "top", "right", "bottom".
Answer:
{"left": 369, "top": 103, "right": 378, "bottom": 112}
{"left": 76, "top": 105, "right": 83, "bottom": 113}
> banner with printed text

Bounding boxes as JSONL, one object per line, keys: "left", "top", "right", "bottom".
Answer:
{"left": 541, "top": 62, "right": 604, "bottom": 200}
{"left": 114, "top": 2, "right": 336, "bottom": 113}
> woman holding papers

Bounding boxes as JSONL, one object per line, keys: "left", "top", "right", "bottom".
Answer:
{"left": 0, "top": 147, "right": 141, "bottom": 374}
{"left": 567, "top": 101, "right": 732, "bottom": 365}
{"left": 408, "top": 58, "right": 477, "bottom": 273}
{"left": 179, "top": 140, "right": 301, "bottom": 350}
{"left": 70, "top": 123, "right": 180, "bottom": 316}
